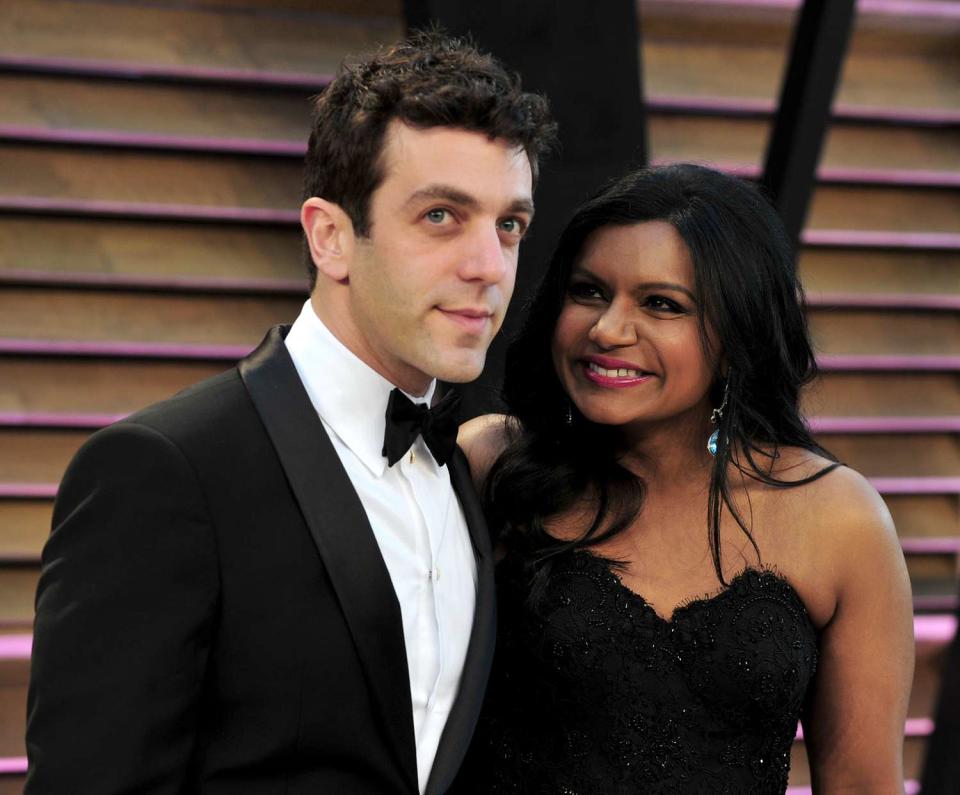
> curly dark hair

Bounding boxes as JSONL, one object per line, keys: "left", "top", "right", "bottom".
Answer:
{"left": 302, "top": 29, "right": 557, "bottom": 289}
{"left": 486, "top": 164, "right": 837, "bottom": 595}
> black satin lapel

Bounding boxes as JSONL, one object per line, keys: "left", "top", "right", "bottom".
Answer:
{"left": 425, "top": 448, "right": 496, "bottom": 795}
{"left": 238, "top": 326, "right": 418, "bottom": 791}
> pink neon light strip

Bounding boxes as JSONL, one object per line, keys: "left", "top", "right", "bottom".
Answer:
{"left": 805, "top": 293, "right": 960, "bottom": 311}
{"left": 870, "top": 476, "right": 960, "bottom": 494}
{"left": 0, "top": 483, "right": 57, "bottom": 499}
{"left": 803, "top": 230, "right": 960, "bottom": 249}
{"left": 0, "top": 635, "right": 31, "bottom": 658}
{"left": 915, "top": 614, "right": 959, "bottom": 644}
{"left": 817, "top": 354, "right": 960, "bottom": 371}
{"left": 0, "top": 412, "right": 126, "bottom": 428}
{"left": 0, "top": 756, "right": 26, "bottom": 774}
{"left": 809, "top": 416, "right": 960, "bottom": 433}
{"left": 901, "top": 537, "right": 960, "bottom": 554}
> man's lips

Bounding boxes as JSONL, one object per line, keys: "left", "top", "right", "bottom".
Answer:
{"left": 581, "top": 355, "right": 654, "bottom": 388}
{"left": 437, "top": 307, "right": 494, "bottom": 335}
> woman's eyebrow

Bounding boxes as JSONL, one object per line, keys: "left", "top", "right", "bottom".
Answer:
{"left": 634, "top": 281, "right": 696, "bottom": 302}
{"left": 571, "top": 267, "right": 696, "bottom": 302}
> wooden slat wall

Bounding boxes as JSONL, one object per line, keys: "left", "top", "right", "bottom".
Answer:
{"left": 0, "top": 0, "right": 956, "bottom": 788}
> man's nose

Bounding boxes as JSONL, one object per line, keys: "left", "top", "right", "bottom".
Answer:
{"left": 459, "top": 224, "right": 510, "bottom": 284}
{"left": 588, "top": 303, "right": 639, "bottom": 348}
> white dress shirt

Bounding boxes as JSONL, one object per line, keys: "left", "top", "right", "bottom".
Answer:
{"left": 284, "top": 300, "right": 477, "bottom": 793}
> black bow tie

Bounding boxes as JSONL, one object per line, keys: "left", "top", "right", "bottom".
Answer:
{"left": 382, "top": 388, "right": 461, "bottom": 467}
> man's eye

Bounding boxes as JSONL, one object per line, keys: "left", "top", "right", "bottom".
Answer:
{"left": 498, "top": 217, "right": 527, "bottom": 236}
{"left": 425, "top": 208, "right": 450, "bottom": 224}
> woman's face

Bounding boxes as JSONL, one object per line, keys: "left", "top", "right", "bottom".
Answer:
{"left": 551, "top": 221, "right": 718, "bottom": 433}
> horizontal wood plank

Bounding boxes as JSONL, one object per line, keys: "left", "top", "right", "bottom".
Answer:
{"left": 808, "top": 310, "right": 960, "bottom": 356}
{"left": 798, "top": 250, "right": 960, "bottom": 297}
{"left": 0, "top": 74, "right": 310, "bottom": 142}
{"left": 0, "top": 501, "right": 51, "bottom": 561}
{"left": 0, "top": 287, "right": 301, "bottom": 345}
{"left": 815, "top": 433, "right": 960, "bottom": 477}
{"left": 808, "top": 185, "right": 960, "bottom": 233}
{"left": 0, "top": 217, "right": 303, "bottom": 283}
{"left": 1, "top": 0, "right": 401, "bottom": 75}
{"left": 0, "top": 358, "right": 226, "bottom": 415}
{"left": 0, "top": 430, "right": 91, "bottom": 484}
{"left": 0, "top": 145, "right": 302, "bottom": 209}
{"left": 803, "top": 373, "right": 960, "bottom": 416}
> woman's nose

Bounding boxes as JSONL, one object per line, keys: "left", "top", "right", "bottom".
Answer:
{"left": 588, "top": 305, "right": 638, "bottom": 348}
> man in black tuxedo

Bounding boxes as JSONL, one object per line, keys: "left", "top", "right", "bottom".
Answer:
{"left": 26, "top": 32, "right": 555, "bottom": 794}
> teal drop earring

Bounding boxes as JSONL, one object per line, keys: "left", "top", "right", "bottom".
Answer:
{"left": 707, "top": 378, "right": 729, "bottom": 457}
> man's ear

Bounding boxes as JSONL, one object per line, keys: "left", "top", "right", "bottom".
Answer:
{"left": 301, "top": 197, "right": 355, "bottom": 282}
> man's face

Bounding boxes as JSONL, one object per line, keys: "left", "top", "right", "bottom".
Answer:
{"left": 332, "top": 122, "right": 534, "bottom": 394}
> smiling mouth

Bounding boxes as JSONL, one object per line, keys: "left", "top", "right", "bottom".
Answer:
{"left": 587, "top": 362, "right": 647, "bottom": 378}
{"left": 581, "top": 360, "right": 654, "bottom": 387}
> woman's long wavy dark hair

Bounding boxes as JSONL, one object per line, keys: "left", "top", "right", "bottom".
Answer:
{"left": 485, "top": 163, "right": 836, "bottom": 592}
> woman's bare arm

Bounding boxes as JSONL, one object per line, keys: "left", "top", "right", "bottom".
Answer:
{"left": 801, "top": 468, "right": 915, "bottom": 792}
{"left": 457, "top": 413, "right": 517, "bottom": 490}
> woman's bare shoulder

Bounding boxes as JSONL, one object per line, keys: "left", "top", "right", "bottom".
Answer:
{"left": 457, "top": 414, "right": 521, "bottom": 488}
{"left": 765, "top": 448, "right": 899, "bottom": 569}
{"left": 754, "top": 448, "right": 903, "bottom": 626}
{"left": 764, "top": 448, "right": 892, "bottom": 535}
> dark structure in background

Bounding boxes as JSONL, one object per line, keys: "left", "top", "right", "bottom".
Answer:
{"left": 761, "top": 0, "right": 857, "bottom": 252}
{"left": 922, "top": 604, "right": 960, "bottom": 793}
{"left": 404, "top": 0, "right": 646, "bottom": 417}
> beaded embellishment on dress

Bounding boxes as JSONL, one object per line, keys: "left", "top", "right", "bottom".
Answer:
{"left": 456, "top": 550, "right": 819, "bottom": 794}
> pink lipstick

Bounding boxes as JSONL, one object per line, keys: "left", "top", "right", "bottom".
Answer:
{"left": 581, "top": 355, "right": 653, "bottom": 388}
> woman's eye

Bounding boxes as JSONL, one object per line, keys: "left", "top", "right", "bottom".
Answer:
{"left": 568, "top": 283, "right": 604, "bottom": 301}
{"left": 646, "top": 295, "right": 684, "bottom": 313}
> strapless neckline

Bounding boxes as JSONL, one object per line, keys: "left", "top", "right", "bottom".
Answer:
{"left": 572, "top": 548, "right": 816, "bottom": 629}
{"left": 457, "top": 545, "right": 820, "bottom": 793}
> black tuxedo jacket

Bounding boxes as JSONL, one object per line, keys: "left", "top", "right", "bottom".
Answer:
{"left": 26, "top": 326, "right": 495, "bottom": 794}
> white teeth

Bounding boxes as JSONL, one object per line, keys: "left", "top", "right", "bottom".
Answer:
{"left": 588, "top": 362, "right": 641, "bottom": 378}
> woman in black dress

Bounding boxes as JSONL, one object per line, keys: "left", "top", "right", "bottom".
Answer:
{"left": 456, "top": 165, "right": 914, "bottom": 793}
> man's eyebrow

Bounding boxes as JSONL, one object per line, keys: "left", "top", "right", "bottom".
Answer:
{"left": 403, "top": 185, "right": 480, "bottom": 210}
{"left": 507, "top": 198, "right": 535, "bottom": 217}
{"left": 403, "top": 185, "right": 535, "bottom": 217}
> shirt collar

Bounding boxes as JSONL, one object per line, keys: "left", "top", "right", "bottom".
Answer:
{"left": 284, "top": 300, "right": 436, "bottom": 478}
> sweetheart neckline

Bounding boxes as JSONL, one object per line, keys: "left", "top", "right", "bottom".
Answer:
{"left": 571, "top": 548, "right": 816, "bottom": 629}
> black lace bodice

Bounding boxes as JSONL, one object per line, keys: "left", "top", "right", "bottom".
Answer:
{"left": 456, "top": 549, "right": 818, "bottom": 794}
